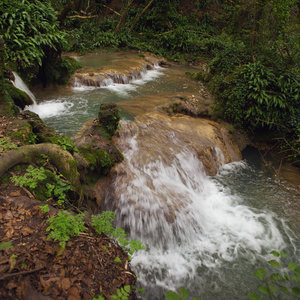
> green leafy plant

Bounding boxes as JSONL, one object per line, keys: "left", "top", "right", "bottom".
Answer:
{"left": 249, "top": 250, "right": 300, "bottom": 300}
{"left": 0, "top": 241, "right": 13, "bottom": 251}
{"left": 166, "top": 287, "right": 201, "bottom": 300}
{"left": 114, "top": 257, "right": 122, "bottom": 263}
{"left": 46, "top": 211, "right": 86, "bottom": 249}
{"left": 92, "top": 295, "right": 106, "bottom": 300}
{"left": 91, "top": 211, "right": 146, "bottom": 258}
{"left": 11, "top": 165, "right": 74, "bottom": 203}
{"left": 57, "top": 137, "right": 78, "bottom": 153}
{"left": 11, "top": 165, "right": 47, "bottom": 189}
{"left": 0, "top": 0, "right": 66, "bottom": 70}
{"left": 0, "top": 137, "right": 18, "bottom": 153}
{"left": 111, "top": 285, "right": 131, "bottom": 300}
{"left": 39, "top": 204, "right": 50, "bottom": 214}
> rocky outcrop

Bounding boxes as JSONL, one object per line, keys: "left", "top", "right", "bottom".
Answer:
{"left": 70, "top": 52, "right": 168, "bottom": 88}
{"left": 95, "top": 109, "right": 242, "bottom": 207}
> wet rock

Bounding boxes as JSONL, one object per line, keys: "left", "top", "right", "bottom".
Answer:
{"left": 98, "top": 103, "right": 121, "bottom": 140}
{"left": 95, "top": 109, "right": 242, "bottom": 209}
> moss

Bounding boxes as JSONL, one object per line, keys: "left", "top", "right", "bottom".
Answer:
{"left": 80, "top": 147, "right": 114, "bottom": 170}
{"left": 98, "top": 103, "right": 121, "bottom": 140}
{"left": 4, "top": 83, "right": 33, "bottom": 109}
{"left": 7, "top": 121, "right": 37, "bottom": 145}
{"left": 35, "top": 55, "right": 82, "bottom": 86}
{"left": 0, "top": 173, "right": 10, "bottom": 189}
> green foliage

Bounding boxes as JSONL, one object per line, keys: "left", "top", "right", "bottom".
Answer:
{"left": 92, "top": 295, "right": 106, "bottom": 300}
{"left": 111, "top": 285, "right": 131, "bottom": 300}
{"left": 39, "top": 204, "right": 50, "bottom": 214}
{"left": 249, "top": 250, "right": 300, "bottom": 300}
{"left": 0, "top": 0, "right": 66, "bottom": 70}
{"left": 11, "top": 165, "right": 74, "bottom": 203}
{"left": 217, "top": 61, "right": 300, "bottom": 132}
{"left": 0, "top": 137, "right": 18, "bottom": 153}
{"left": 0, "top": 241, "right": 13, "bottom": 251}
{"left": 46, "top": 211, "right": 86, "bottom": 249}
{"left": 91, "top": 211, "right": 146, "bottom": 257}
{"left": 114, "top": 256, "right": 122, "bottom": 263}
{"left": 11, "top": 165, "right": 47, "bottom": 189}
{"left": 166, "top": 287, "right": 201, "bottom": 300}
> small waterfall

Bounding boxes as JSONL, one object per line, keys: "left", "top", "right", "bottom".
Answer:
{"left": 12, "top": 71, "right": 37, "bottom": 105}
{"left": 72, "top": 65, "right": 163, "bottom": 89}
{"left": 102, "top": 122, "right": 295, "bottom": 299}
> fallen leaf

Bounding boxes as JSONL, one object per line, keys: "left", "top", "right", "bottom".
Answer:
{"left": 67, "top": 286, "right": 81, "bottom": 300}
{"left": 6, "top": 228, "right": 14, "bottom": 238}
{"left": 10, "top": 191, "right": 21, "bottom": 197}
{"left": 4, "top": 210, "right": 13, "bottom": 220}
{"left": 60, "top": 278, "right": 71, "bottom": 292}
{"left": 21, "top": 227, "right": 34, "bottom": 236}
{"left": 8, "top": 254, "right": 17, "bottom": 273}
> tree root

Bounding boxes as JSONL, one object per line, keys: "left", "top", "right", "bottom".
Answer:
{"left": 0, "top": 143, "right": 82, "bottom": 196}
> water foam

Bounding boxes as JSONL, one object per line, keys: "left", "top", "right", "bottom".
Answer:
{"left": 104, "top": 134, "right": 290, "bottom": 298}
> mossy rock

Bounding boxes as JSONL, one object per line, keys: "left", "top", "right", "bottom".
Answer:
{"left": 19, "top": 111, "right": 77, "bottom": 153}
{"left": 6, "top": 120, "right": 37, "bottom": 145}
{"left": 98, "top": 103, "right": 121, "bottom": 140}
{"left": 35, "top": 56, "right": 82, "bottom": 86}
{"left": 4, "top": 83, "right": 33, "bottom": 109}
{"left": 79, "top": 145, "right": 123, "bottom": 175}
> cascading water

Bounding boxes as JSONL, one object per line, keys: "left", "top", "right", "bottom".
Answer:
{"left": 12, "top": 52, "right": 300, "bottom": 299}
{"left": 102, "top": 121, "right": 299, "bottom": 300}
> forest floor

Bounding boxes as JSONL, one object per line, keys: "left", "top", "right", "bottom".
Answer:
{"left": 0, "top": 114, "right": 137, "bottom": 300}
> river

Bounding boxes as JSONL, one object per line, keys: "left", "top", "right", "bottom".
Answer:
{"left": 21, "top": 52, "right": 300, "bottom": 300}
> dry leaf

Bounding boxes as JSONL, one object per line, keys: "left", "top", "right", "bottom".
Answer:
{"left": 10, "top": 191, "right": 21, "bottom": 197}
{"left": 8, "top": 254, "right": 17, "bottom": 273}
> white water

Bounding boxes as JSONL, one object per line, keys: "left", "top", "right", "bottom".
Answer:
{"left": 103, "top": 132, "right": 298, "bottom": 299}
{"left": 11, "top": 66, "right": 164, "bottom": 129}
{"left": 12, "top": 72, "right": 37, "bottom": 104}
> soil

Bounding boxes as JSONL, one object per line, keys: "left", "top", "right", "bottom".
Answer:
{"left": 0, "top": 114, "right": 137, "bottom": 300}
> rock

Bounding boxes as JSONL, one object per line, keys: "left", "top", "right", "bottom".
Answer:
{"left": 98, "top": 103, "right": 121, "bottom": 140}
{"left": 95, "top": 109, "right": 242, "bottom": 208}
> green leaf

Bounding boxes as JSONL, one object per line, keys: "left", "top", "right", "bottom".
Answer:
{"left": 292, "top": 287, "right": 300, "bottom": 295}
{"left": 248, "top": 293, "right": 260, "bottom": 300}
{"left": 255, "top": 268, "right": 267, "bottom": 280}
{"left": 124, "top": 286, "right": 131, "bottom": 293}
{"left": 268, "top": 284, "right": 277, "bottom": 294}
{"left": 278, "top": 285, "right": 289, "bottom": 293}
{"left": 268, "top": 260, "right": 281, "bottom": 268}
{"left": 280, "top": 251, "right": 287, "bottom": 258}
{"left": 166, "top": 291, "right": 180, "bottom": 300}
{"left": 114, "top": 257, "right": 122, "bottom": 263}
{"left": 259, "top": 285, "right": 269, "bottom": 295}
{"left": 178, "top": 287, "right": 189, "bottom": 300}
{"left": 270, "top": 251, "right": 279, "bottom": 257}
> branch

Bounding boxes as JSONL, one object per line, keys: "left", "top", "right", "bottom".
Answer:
{"left": 103, "top": 4, "right": 121, "bottom": 16}
{"left": 67, "top": 15, "right": 97, "bottom": 19}
{"left": 128, "top": 0, "right": 156, "bottom": 33}
{"left": 255, "top": 118, "right": 290, "bottom": 131}
{"left": 0, "top": 267, "right": 45, "bottom": 280}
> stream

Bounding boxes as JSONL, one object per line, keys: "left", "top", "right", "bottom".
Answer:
{"left": 17, "top": 52, "right": 300, "bottom": 299}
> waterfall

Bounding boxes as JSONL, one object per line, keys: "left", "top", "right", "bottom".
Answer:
{"left": 102, "top": 123, "right": 296, "bottom": 300}
{"left": 12, "top": 72, "right": 37, "bottom": 105}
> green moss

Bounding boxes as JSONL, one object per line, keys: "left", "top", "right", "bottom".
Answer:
{"left": 7, "top": 121, "right": 37, "bottom": 145}
{"left": 4, "top": 83, "right": 33, "bottom": 109}
{"left": 98, "top": 103, "right": 121, "bottom": 140}
{"left": 36, "top": 56, "right": 82, "bottom": 86}
{"left": 0, "top": 173, "right": 10, "bottom": 189}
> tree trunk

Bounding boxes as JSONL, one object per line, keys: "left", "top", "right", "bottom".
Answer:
{"left": 0, "top": 143, "right": 82, "bottom": 196}
{"left": 115, "top": 0, "right": 134, "bottom": 35}
{"left": 0, "top": 38, "right": 4, "bottom": 102}
{"left": 128, "top": 0, "right": 155, "bottom": 33}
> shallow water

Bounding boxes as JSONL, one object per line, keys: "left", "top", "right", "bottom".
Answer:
{"left": 18, "top": 52, "right": 300, "bottom": 299}
{"left": 30, "top": 53, "right": 201, "bottom": 137}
